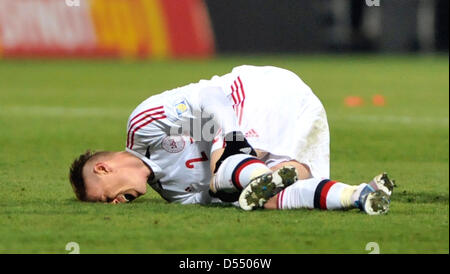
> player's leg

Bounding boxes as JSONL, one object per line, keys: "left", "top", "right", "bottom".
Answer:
{"left": 209, "top": 148, "right": 302, "bottom": 202}
{"left": 210, "top": 153, "right": 271, "bottom": 194}
{"left": 237, "top": 70, "right": 334, "bottom": 210}
{"left": 262, "top": 173, "right": 395, "bottom": 215}
{"left": 210, "top": 67, "right": 326, "bottom": 203}
{"left": 237, "top": 101, "right": 333, "bottom": 210}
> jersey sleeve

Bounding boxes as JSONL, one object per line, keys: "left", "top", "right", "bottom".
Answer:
{"left": 126, "top": 104, "right": 173, "bottom": 154}
{"left": 125, "top": 93, "right": 199, "bottom": 155}
{"left": 126, "top": 84, "right": 242, "bottom": 155}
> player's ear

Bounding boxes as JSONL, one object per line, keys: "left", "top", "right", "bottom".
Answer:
{"left": 93, "top": 162, "right": 112, "bottom": 175}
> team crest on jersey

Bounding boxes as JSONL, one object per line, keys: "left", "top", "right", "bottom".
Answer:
{"left": 162, "top": 136, "right": 185, "bottom": 153}
{"left": 174, "top": 100, "right": 188, "bottom": 117}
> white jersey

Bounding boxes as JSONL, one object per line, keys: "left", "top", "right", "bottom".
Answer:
{"left": 126, "top": 65, "right": 330, "bottom": 204}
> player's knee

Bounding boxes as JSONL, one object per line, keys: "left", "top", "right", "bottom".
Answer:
{"left": 270, "top": 161, "right": 312, "bottom": 180}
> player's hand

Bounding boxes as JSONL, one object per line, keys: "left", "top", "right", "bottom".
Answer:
{"left": 213, "top": 131, "right": 256, "bottom": 173}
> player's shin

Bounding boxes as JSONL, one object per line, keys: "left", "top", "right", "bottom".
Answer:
{"left": 276, "top": 177, "right": 360, "bottom": 210}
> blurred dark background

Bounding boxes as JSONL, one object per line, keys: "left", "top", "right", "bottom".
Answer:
{"left": 205, "top": 0, "right": 449, "bottom": 53}
{"left": 0, "top": 0, "right": 447, "bottom": 58}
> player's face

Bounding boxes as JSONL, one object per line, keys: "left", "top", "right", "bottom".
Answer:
{"left": 83, "top": 152, "right": 151, "bottom": 203}
{"left": 89, "top": 175, "right": 147, "bottom": 204}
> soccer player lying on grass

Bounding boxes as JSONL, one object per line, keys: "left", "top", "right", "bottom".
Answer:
{"left": 69, "top": 65, "right": 395, "bottom": 215}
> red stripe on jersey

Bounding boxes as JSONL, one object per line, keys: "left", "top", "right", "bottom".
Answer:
{"left": 239, "top": 101, "right": 244, "bottom": 125}
{"left": 233, "top": 81, "right": 242, "bottom": 122}
{"left": 128, "top": 106, "right": 164, "bottom": 125}
{"left": 234, "top": 81, "right": 241, "bottom": 102}
{"left": 230, "top": 85, "right": 237, "bottom": 104}
{"left": 237, "top": 77, "right": 245, "bottom": 125}
{"left": 230, "top": 85, "right": 239, "bottom": 116}
{"left": 128, "top": 115, "right": 166, "bottom": 149}
{"left": 127, "top": 110, "right": 165, "bottom": 148}
{"left": 320, "top": 181, "right": 337, "bottom": 210}
{"left": 238, "top": 76, "right": 245, "bottom": 100}
{"left": 230, "top": 77, "right": 246, "bottom": 125}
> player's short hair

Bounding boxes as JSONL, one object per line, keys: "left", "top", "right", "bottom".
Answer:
{"left": 69, "top": 150, "right": 111, "bottom": 201}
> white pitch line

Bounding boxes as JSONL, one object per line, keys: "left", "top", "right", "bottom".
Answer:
{"left": 330, "top": 114, "right": 449, "bottom": 126}
{"left": 0, "top": 105, "right": 130, "bottom": 118}
{"left": 0, "top": 105, "right": 448, "bottom": 127}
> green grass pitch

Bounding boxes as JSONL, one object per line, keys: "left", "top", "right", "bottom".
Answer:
{"left": 0, "top": 55, "right": 448, "bottom": 253}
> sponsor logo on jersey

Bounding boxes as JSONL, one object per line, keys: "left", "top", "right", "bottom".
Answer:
{"left": 245, "top": 129, "right": 259, "bottom": 138}
{"left": 175, "top": 100, "right": 188, "bottom": 117}
{"left": 162, "top": 136, "right": 185, "bottom": 153}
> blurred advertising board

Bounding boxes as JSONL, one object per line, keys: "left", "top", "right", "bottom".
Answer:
{"left": 0, "top": 0, "right": 215, "bottom": 58}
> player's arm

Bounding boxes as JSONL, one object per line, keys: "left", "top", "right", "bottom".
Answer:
{"left": 125, "top": 102, "right": 171, "bottom": 163}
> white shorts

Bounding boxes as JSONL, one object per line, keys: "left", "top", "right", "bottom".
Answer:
{"left": 212, "top": 65, "right": 330, "bottom": 178}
